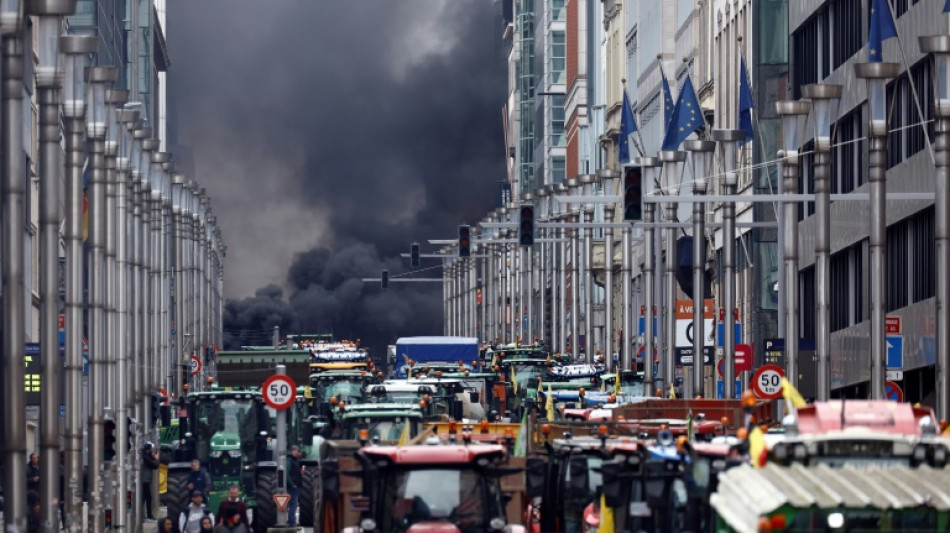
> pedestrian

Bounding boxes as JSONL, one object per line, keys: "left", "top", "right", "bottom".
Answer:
{"left": 141, "top": 442, "right": 160, "bottom": 520}
{"left": 214, "top": 485, "right": 249, "bottom": 527}
{"left": 185, "top": 459, "right": 211, "bottom": 500}
{"left": 212, "top": 508, "right": 250, "bottom": 533}
{"left": 179, "top": 491, "right": 214, "bottom": 533}
{"left": 26, "top": 491, "right": 40, "bottom": 533}
{"left": 199, "top": 516, "right": 215, "bottom": 533}
{"left": 26, "top": 453, "right": 40, "bottom": 494}
{"left": 158, "top": 517, "right": 179, "bottom": 533}
{"left": 286, "top": 445, "right": 303, "bottom": 526}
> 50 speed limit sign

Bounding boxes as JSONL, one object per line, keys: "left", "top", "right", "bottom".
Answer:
{"left": 262, "top": 374, "right": 298, "bottom": 410}
{"left": 751, "top": 364, "right": 785, "bottom": 400}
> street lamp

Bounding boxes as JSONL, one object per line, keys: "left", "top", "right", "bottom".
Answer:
{"left": 567, "top": 177, "right": 582, "bottom": 358}
{"left": 659, "top": 150, "right": 686, "bottom": 396}
{"left": 536, "top": 186, "right": 549, "bottom": 345}
{"left": 802, "top": 83, "right": 842, "bottom": 401}
{"left": 637, "top": 157, "right": 661, "bottom": 392}
{"left": 919, "top": 35, "right": 950, "bottom": 420}
{"left": 521, "top": 191, "right": 535, "bottom": 343}
{"left": 579, "top": 174, "right": 596, "bottom": 362}
{"left": 855, "top": 61, "right": 900, "bottom": 401}
{"left": 555, "top": 182, "right": 569, "bottom": 356}
{"left": 684, "top": 139, "right": 715, "bottom": 398}
{"left": 600, "top": 168, "right": 621, "bottom": 372}
{"left": 775, "top": 100, "right": 810, "bottom": 388}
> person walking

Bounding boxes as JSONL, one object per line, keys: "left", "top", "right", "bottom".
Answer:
{"left": 26, "top": 453, "right": 40, "bottom": 494}
{"left": 214, "top": 485, "right": 249, "bottom": 527}
{"left": 186, "top": 459, "right": 212, "bottom": 500}
{"left": 141, "top": 442, "right": 160, "bottom": 520}
{"left": 286, "top": 445, "right": 304, "bottom": 527}
{"left": 179, "top": 491, "right": 214, "bottom": 533}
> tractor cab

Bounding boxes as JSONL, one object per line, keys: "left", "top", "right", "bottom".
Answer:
{"left": 338, "top": 443, "right": 525, "bottom": 533}
{"left": 336, "top": 403, "right": 425, "bottom": 443}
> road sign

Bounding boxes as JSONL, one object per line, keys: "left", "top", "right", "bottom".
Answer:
{"left": 637, "top": 345, "right": 658, "bottom": 363}
{"left": 273, "top": 493, "right": 291, "bottom": 512}
{"left": 675, "top": 299, "right": 715, "bottom": 365}
{"left": 885, "top": 381, "right": 904, "bottom": 403}
{"left": 717, "top": 358, "right": 740, "bottom": 379}
{"left": 716, "top": 380, "right": 742, "bottom": 399}
{"left": 189, "top": 355, "right": 202, "bottom": 376}
{"left": 885, "top": 315, "right": 902, "bottom": 335}
{"left": 158, "top": 388, "right": 170, "bottom": 406}
{"left": 637, "top": 316, "right": 658, "bottom": 336}
{"left": 886, "top": 335, "right": 903, "bottom": 369}
{"left": 82, "top": 337, "right": 89, "bottom": 375}
{"left": 751, "top": 364, "right": 785, "bottom": 400}
{"left": 735, "top": 343, "right": 753, "bottom": 372}
{"left": 886, "top": 370, "right": 904, "bottom": 381}
{"left": 262, "top": 374, "right": 298, "bottom": 410}
{"left": 716, "top": 323, "right": 742, "bottom": 347}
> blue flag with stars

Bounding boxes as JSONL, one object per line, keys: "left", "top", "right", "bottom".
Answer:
{"left": 662, "top": 72, "right": 675, "bottom": 131}
{"left": 619, "top": 89, "right": 638, "bottom": 165}
{"left": 661, "top": 75, "right": 702, "bottom": 151}
{"left": 869, "top": 0, "right": 897, "bottom": 62}
{"left": 738, "top": 56, "right": 755, "bottom": 146}
{"left": 945, "top": 0, "right": 950, "bottom": 12}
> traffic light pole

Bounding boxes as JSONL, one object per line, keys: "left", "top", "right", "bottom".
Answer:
{"left": 685, "top": 140, "right": 714, "bottom": 398}
{"left": 660, "top": 151, "right": 686, "bottom": 395}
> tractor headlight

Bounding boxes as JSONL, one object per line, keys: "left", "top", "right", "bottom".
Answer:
{"left": 359, "top": 518, "right": 377, "bottom": 531}
{"left": 489, "top": 517, "right": 506, "bottom": 531}
{"left": 210, "top": 450, "right": 222, "bottom": 458}
{"left": 229, "top": 450, "right": 242, "bottom": 458}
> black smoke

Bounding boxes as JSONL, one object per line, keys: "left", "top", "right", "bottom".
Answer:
{"left": 168, "top": 2, "right": 506, "bottom": 356}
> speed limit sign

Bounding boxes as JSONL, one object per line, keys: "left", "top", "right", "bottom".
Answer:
{"left": 262, "top": 374, "right": 298, "bottom": 410}
{"left": 751, "top": 364, "right": 785, "bottom": 400}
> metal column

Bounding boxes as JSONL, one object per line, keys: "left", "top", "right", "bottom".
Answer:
{"left": 660, "top": 151, "right": 686, "bottom": 395}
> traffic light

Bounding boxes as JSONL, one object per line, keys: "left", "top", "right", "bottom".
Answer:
{"left": 104, "top": 419, "right": 116, "bottom": 462}
{"left": 458, "top": 225, "right": 471, "bottom": 257}
{"left": 623, "top": 167, "right": 643, "bottom": 221}
{"left": 410, "top": 242, "right": 420, "bottom": 268}
{"left": 381, "top": 270, "right": 389, "bottom": 290}
{"left": 519, "top": 205, "right": 534, "bottom": 246}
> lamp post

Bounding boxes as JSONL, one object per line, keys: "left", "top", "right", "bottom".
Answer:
{"left": 579, "top": 174, "right": 596, "bottom": 361}
{"left": 59, "top": 33, "right": 97, "bottom": 532}
{"left": 659, "top": 150, "right": 686, "bottom": 395}
{"left": 536, "top": 187, "right": 549, "bottom": 345}
{"left": 775, "top": 100, "right": 810, "bottom": 387}
{"left": 521, "top": 192, "right": 535, "bottom": 343}
{"left": 85, "top": 65, "right": 117, "bottom": 531}
{"left": 139, "top": 137, "right": 158, "bottom": 430}
{"left": 129, "top": 126, "right": 148, "bottom": 527}
{"left": 637, "top": 157, "right": 660, "bottom": 391}
{"left": 684, "top": 140, "right": 715, "bottom": 397}
{"left": 855, "top": 62, "right": 900, "bottom": 400}
{"left": 600, "top": 169, "right": 620, "bottom": 371}
{"left": 28, "top": 1, "right": 75, "bottom": 530}
{"left": 556, "top": 183, "right": 569, "bottom": 356}
{"left": 802, "top": 83, "right": 842, "bottom": 401}
{"left": 567, "top": 177, "right": 581, "bottom": 358}
{"left": 0, "top": 1, "right": 26, "bottom": 529}
{"left": 919, "top": 35, "right": 950, "bottom": 419}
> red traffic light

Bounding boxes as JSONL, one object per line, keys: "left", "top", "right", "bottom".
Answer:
{"left": 518, "top": 205, "right": 534, "bottom": 246}
{"left": 458, "top": 225, "right": 471, "bottom": 257}
{"left": 623, "top": 168, "right": 643, "bottom": 221}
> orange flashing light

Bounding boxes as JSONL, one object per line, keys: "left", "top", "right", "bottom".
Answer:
{"left": 676, "top": 436, "right": 688, "bottom": 453}
{"left": 736, "top": 427, "right": 748, "bottom": 440}
{"left": 436, "top": 370, "right": 443, "bottom": 378}
{"left": 337, "top": 401, "right": 346, "bottom": 409}
{"left": 597, "top": 425, "right": 608, "bottom": 436}
{"left": 183, "top": 384, "right": 189, "bottom": 391}
{"left": 721, "top": 416, "right": 729, "bottom": 426}
{"left": 479, "top": 420, "right": 490, "bottom": 434}
{"left": 757, "top": 517, "right": 773, "bottom": 531}
{"left": 769, "top": 514, "right": 787, "bottom": 530}
{"left": 655, "top": 389, "right": 663, "bottom": 397}
{"left": 741, "top": 389, "right": 756, "bottom": 407}
{"left": 329, "top": 396, "right": 338, "bottom": 405}
{"left": 358, "top": 429, "right": 369, "bottom": 442}
{"left": 541, "top": 424, "right": 551, "bottom": 436}
{"left": 448, "top": 420, "right": 458, "bottom": 434}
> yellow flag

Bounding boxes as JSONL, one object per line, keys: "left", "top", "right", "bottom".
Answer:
{"left": 545, "top": 383, "right": 555, "bottom": 420}
{"left": 598, "top": 493, "right": 615, "bottom": 533}
{"left": 397, "top": 421, "right": 410, "bottom": 447}
{"left": 781, "top": 377, "right": 806, "bottom": 409}
{"left": 749, "top": 425, "right": 766, "bottom": 467}
{"left": 669, "top": 383, "right": 677, "bottom": 399}
{"left": 510, "top": 365, "right": 518, "bottom": 395}
{"left": 613, "top": 372, "right": 622, "bottom": 397}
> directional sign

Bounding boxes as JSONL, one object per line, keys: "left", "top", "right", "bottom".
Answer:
{"left": 637, "top": 316, "right": 658, "bottom": 336}
{"left": 189, "top": 355, "right": 202, "bottom": 376}
{"left": 885, "top": 316, "right": 902, "bottom": 335}
{"left": 751, "top": 364, "right": 785, "bottom": 400}
{"left": 716, "top": 323, "right": 742, "bottom": 347}
{"left": 273, "top": 493, "right": 291, "bottom": 512}
{"left": 675, "top": 299, "right": 715, "bottom": 365}
{"left": 716, "top": 380, "right": 742, "bottom": 399}
{"left": 886, "top": 335, "right": 903, "bottom": 369}
{"left": 885, "top": 381, "right": 904, "bottom": 403}
{"left": 262, "top": 374, "right": 298, "bottom": 410}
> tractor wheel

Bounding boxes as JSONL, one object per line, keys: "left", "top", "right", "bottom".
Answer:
{"left": 252, "top": 469, "right": 278, "bottom": 533}
{"left": 164, "top": 469, "right": 190, "bottom": 525}
{"left": 299, "top": 465, "right": 316, "bottom": 528}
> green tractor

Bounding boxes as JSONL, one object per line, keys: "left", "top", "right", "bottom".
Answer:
{"left": 165, "top": 389, "right": 310, "bottom": 533}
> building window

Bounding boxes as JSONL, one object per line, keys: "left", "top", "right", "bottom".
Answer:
{"left": 551, "top": 156, "right": 566, "bottom": 183}
{"left": 799, "top": 141, "right": 815, "bottom": 220}
{"left": 801, "top": 266, "right": 816, "bottom": 340}
{"left": 551, "top": 94, "right": 565, "bottom": 146}
{"left": 550, "top": 0, "right": 565, "bottom": 22}
{"left": 886, "top": 220, "right": 909, "bottom": 312}
{"left": 550, "top": 31, "right": 565, "bottom": 85}
{"left": 830, "top": 243, "right": 864, "bottom": 332}
{"left": 913, "top": 207, "right": 936, "bottom": 303}
{"left": 886, "top": 59, "right": 933, "bottom": 169}
{"left": 759, "top": 0, "right": 788, "bottom": 65}
{"left": 832, "top": 107, "right": 864, "bottom": 194}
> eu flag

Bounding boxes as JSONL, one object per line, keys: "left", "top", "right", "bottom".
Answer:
{"left": 662, "top": 72, "right": 675, "bottom": 130}
{"left": 868, "top": 0, "right": 897, "bottom": 62}
{"left": 738, "top": 57, "right": 755, "bottom": 146}
{"left": 619, "top": 90, "right": 638, "bottom": 164}
{"left": 661, "top": 75, "right": 702, "bottom": 151}
{"left": 946, "top": 0, "right": 950, "bottom": 13}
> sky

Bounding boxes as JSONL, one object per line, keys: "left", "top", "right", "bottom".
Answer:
{"left": 167, "top": 1, "right": 507, "bottom": 354}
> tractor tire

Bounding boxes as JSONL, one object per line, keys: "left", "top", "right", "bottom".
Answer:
{"left": 299, "top": 465, "right": 316, "bottom": 528}
{"left": 252, "top": 469, "right": 278, "bottom": 533}
{"left": 164, "top": 469, "right": 190, "bottom": 525}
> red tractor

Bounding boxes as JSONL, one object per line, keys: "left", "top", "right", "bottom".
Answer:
{"left": 320, "top": 439, "right": 526, "bottom": 533}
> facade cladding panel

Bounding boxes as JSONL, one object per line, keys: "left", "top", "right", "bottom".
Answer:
{"left": 69, "top": 0, "right": 127, "bottom": 82}
{"left": 790, "top": 0, "right": 938, "bottom": 393}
